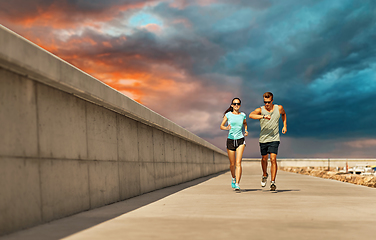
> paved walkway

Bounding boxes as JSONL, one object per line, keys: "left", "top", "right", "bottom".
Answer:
{"left": 2, "top": 162, "right": 376, "bottom": 240}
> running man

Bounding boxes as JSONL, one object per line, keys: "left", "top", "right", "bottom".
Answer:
{"left": 249, "top": 92, "right": 287, "bottom": 191}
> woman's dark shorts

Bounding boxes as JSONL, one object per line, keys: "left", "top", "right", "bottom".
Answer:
{"left": 227, "top": 138, "right": 246, "bottom": 151}
{"left": 259, "top": 141, "right": 280, "bottom": 156}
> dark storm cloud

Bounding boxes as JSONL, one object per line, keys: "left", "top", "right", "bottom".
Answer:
{"left": 65, "top": 0, "right": 154, "bottom": 11}
{"left": 134, "top": 0, "right": 376, "bottom": 142}
{"left": 187, "top": 0, "right": 376, "bottom": 140}
{"left": 55, "top": 26, "right": 225, "bottom": 78}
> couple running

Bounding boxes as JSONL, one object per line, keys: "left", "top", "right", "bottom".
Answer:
{"left": 220, "top": 92, "right": 287, "bottom": 191}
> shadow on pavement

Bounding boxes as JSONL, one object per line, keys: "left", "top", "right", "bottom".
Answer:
{"left": 240, "top": 189, "right": 263, "bottom": 192}
{"left": 271, "top": 189, "right": 300, "bottom": 193}
{"left": 235, "top": 189, "right": 300, "bottom": 193}
{"left": 1, "top": 171, "right": 227, "bottom": 240}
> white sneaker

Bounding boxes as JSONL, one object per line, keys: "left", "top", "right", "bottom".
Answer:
{"left": 234, "top": 183, "right": 240, "bottom": 191}
{"left": 270, "top": 181, "right": 277, "bottom": 191}
{"left": 261, "top": 173, "right": 268, "bottom": 187}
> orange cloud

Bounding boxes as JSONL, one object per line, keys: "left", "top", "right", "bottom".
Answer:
{"left": 172, "top": 18, "right": 192, "bottom": 28}
{"left": 344, "top": 139, "right": 376, "bottom": 149}
{"left": 169, "top": 0, "right": 220, "bottom": 9}
{"left": 142, "top": 23, "right": 162, "bottom": 34}
{"left": 8, "top": 31, "right": 229, "bottom": 116}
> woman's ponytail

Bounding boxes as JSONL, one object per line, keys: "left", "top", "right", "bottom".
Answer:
{"left": 224, "top": 106, "right": 233, "bottom": 115}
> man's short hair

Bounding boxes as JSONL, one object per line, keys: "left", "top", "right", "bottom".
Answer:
{"left": 263, "top": 92, "right": 273, "bottom": 100}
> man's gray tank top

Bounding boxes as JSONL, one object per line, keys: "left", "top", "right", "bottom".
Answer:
{"left": 259, "top": 104, "right": 280, "bottom": 143}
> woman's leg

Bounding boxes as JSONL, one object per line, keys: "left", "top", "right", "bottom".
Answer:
{"left": 227, "top": 149, "right": 236, "bottom": 178}
{"left": 235, "top": 144, "right": 246, "bottom": 184}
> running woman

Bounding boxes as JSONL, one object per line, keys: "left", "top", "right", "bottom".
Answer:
{"left": 249, "top": 92, "right": 287, "bottom": 191}
{"left": 220, "top": 98, "right": 248, "bottom": 191}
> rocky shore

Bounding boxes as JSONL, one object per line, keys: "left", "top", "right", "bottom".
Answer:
{"left": 279, "top": 167, "right": 376, "bottom": 188}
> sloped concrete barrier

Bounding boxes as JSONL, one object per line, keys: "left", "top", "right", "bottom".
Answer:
{"left": 0, "top": 25, "right": 228, "bottom": 236}
{"left": 244, "top": 158, "right": 376, "bottom": 169}
{"left": 275, "top": 158, "right": 376, "bottom": 168}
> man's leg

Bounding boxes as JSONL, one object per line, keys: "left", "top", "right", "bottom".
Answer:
{"left": 261, "top": 154, "right": 268, "bottom": 176}
{"left": 260, "top": 155, "right": 269, "bottom": 187}
{"left": 270, "top": 153, "right": 277, "bottom": 182}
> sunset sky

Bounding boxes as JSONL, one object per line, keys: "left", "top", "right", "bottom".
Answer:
{"left": 1, "top": 0, "right": 376, "bottom": 158}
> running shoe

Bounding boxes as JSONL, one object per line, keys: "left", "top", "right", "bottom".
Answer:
{"left": 270, "top": 181, "right": 277, "bottom": 191}
{"left": 261, "top": 173, "right": 268, "bottom": 187}
{"left": 231, "top": 178, "right": 236, "bottom": 188}
{"left": 234, "top": 183, "right": 240, "bottom": 191}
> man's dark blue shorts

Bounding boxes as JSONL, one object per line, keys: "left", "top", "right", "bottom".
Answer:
{"left": 259, "top": 141, "right": 280, "bottom": 156}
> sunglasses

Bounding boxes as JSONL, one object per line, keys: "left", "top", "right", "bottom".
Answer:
{"left": 232, "top": 102, "right": 241, "bottom": 106}
{"left": 264, "top": 101, "right": 272, "bottom": 104}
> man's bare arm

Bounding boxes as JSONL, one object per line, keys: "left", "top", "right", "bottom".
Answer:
{"left": 279, "top": 105, "right": 287, "bottom": 134}
{"left": 249, "top": 108, "right": 270, "bottom": 120}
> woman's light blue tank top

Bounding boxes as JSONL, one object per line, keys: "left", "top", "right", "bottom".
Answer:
{"left": 225, "top": 112, "right": 246, "bottom": 140}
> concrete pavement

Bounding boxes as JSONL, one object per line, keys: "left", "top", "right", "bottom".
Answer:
{"left": 2, "top": 162, "right": 376, "bottom": 240}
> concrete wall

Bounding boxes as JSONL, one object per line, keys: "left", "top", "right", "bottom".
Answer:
{"left": 0, "top": 25, "right": 228, "bottom": 236}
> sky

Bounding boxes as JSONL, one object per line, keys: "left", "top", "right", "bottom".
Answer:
{"left": 1, "top": 0, "right": 376, "bottom": 158}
